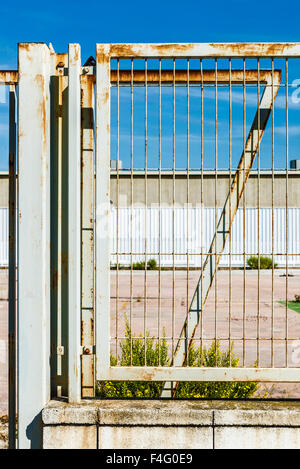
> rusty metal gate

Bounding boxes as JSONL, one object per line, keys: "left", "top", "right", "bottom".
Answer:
{"left": 2, "top": 42, "right": 300, "bottom": 448}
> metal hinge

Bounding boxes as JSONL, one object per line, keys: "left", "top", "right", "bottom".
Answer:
{"left": 56, "top": 62, "right": 95, "bottom": 77}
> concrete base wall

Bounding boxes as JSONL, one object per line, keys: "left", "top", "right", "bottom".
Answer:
{"left": 42, "top": 400, "right": 300, "bottom": 449}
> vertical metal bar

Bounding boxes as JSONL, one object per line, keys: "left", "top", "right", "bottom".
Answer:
{"left": 18, "top": 43, "right": 51, "bottom": 448}
{"left": 228, "top": 59, "right": 232, "bottom": 365}
{"left": 257, "top": 58, "right": 260, "bottom": 367}
{"left": 81, "top": 74, "right": 95, "bottom": 397}
{"left": 50, "top": 54, "right": 69, "bottom": 398}
{"left": 271, "top": 59, "right": 275, "bottom": 367}
{"left": 214, "top": 59, "right": 218, "bottom": 364}
{"left": 144, "top": 59, "right": 148, "bottom": 366}
{"left": 242, "top": 58, "right": 246, "bottom": 367}
{"left": 68, "top": 44, "right": 82, "bottom": 403}
{"left": 200, "top": 58, "right": 204, "bottom": 366}
{"left": 50, "top": 54, "right": 65, "bottom": 398}
{"left": 116, "top": 59, "right": 120, "bottom": 361}
{"left": 8, "top": 84, "right": 16, "bottom": 449}
{"left": 158, "top": 58, "right": 162, "bottom": 364}
{"left": 285, "top": 58, "right": 289, "bottom": 367}
{"left": 130, "top": 59, "right": 133, "bottom": 365}
{"left": 161, "top": 58, "right": 176, "bottom": 397}
{"left": 186, "top": 59, "right": 190, "bottom": 367}
{"left": 172, "top": 58, "right": 175, "bottom": 376}
{"left": 96, "top": 45, "right": 111, "bottom": 380}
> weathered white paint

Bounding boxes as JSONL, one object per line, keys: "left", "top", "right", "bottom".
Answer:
{"left": 18, "top": 43, "right": 51, "bottom": 449}
{"left": 95, "top": 45, "right": 111, "bottom": 379}
{"left": 67, "top": 43, "right": 82, "bottom": 404}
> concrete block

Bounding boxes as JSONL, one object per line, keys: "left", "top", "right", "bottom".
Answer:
{"left": 215, "top": 427, "right": 300, "bottom": 449}
{"left": 42, "top": 400, "right": 98, "bottom": 425}
{"left": 98, "top": 400, "right": 212, "bottom": 426}
{"left": 214, "top": 408, "right": 300, "bottom": 427}
{"left": 43, "top": 425, "right": 97, "bottom": 449}
{"left": 98, "top": 426, "right": 213, "bottom": 449}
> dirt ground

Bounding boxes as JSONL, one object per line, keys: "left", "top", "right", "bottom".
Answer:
{"left": 1, "top": 268, "right": 300, "bottom": 420}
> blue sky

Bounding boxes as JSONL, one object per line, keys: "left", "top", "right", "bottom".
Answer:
{"left": 1, "top": 0, "right": 300, "bottom": 170}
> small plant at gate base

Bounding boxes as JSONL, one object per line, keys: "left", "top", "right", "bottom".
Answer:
{"left": 175, "top": 342, "right": 259, "bottom": 399}
{"left": 96, "top": 317, "right": 261, "bottom": 399}
{"left": 97, "top": 318, "right": 168, "bottom": 398}
{"left": 295, "top": 295, "right": 300, "bottom": 303}
{"left": 247, "top": 256, "right": 277, "bottom": 270}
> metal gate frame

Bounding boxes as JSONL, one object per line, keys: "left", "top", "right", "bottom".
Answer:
{"left": 95, "top": 42, "right": 300, "bottom": 384}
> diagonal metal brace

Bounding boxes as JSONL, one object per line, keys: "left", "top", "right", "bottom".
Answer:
{"left": 161, "top": 70, "right": 281, "bottom": 397}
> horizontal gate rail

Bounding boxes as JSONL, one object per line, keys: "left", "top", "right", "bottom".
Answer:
{"left": 103, "top": 366, "right": 300, "bottom": 382}
{"left": 105, "top": 42, "right": 300, "bottom": 58}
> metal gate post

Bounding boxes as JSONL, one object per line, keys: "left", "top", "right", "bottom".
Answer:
{"left": 68, "top": 44, "right": 82, "bottom": 403}
{"left": 18, "top": 43, "right": 52, "bottom": 448}
{"left": 81, "top": 74, "right": 95, "bottom": 397}
{"left": 49, "top": 52, "right": 69, "bottom": 398}
{"left": 8, "top": 84, "right": 17, "bottom": 449}
{"left": 95, "top": 45, "right": 111, "bottom": 380}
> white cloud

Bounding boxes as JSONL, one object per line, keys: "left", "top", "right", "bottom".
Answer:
{"left": 275, "top": 125, "right": 300, "bottom": 136}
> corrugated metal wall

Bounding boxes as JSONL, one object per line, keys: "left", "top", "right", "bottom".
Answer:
{"left": 0, "top": 207, "right": 298, "bottom": 268}
{"left": 111, "top": 207, "right": 300, "bottom": 267}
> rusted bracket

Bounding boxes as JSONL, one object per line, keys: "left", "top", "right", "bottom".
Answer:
{"left": 161, "top": 69, "right": 281, "bottom": 397}
{"left": 0, "top": 71, "right": 18, "bottom": 85}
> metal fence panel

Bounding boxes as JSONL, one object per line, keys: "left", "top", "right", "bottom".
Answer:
{"left": 97, "top": 43, "right": 300, "bottom": 385}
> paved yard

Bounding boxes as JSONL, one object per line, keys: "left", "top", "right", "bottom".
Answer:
{"left": 111, "top": 269, "right": 300, "bottom": 365}
{"left": 1, "top": 268, "right": 300, "bottom": 416}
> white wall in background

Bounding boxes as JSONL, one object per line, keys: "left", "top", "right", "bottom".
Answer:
{"left": 111, "top": 207, "right": 300, "bottom": 267}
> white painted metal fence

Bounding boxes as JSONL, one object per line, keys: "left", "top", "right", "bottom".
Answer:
{"left": 4, "top": 41, "right": 300, "bottom": 448}
{"left": 111, "top": 206, "right": 300, "bottom": 268}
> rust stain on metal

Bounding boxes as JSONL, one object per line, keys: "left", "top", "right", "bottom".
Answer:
{"left": 81, "top": 320, "right": 85, "bottom": 344}
{"left": 0, "top": 71, "right": 18, "bottom": 85}
{"left": 19, "top": 43, "right": 31, "bottom": 53}
{"left": 97, "top": 52, "right": 108, "bottom": 66}
{"left": 213, "top": 42, "right": 289, "bottom": 57}
{"left": 109, "top": 43, "right": 198, "bottom": 57}
{"left": 141, "top": 372, "right": 155, "bottom": 381}
{"left": 34, "top": 74, "right": 47, "bottom": 155}
{"left": 110, "top": 69, "right": 281, "bottom": 85}
{"left": 74, "top": 46, "right": 80, "bottom": 63}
